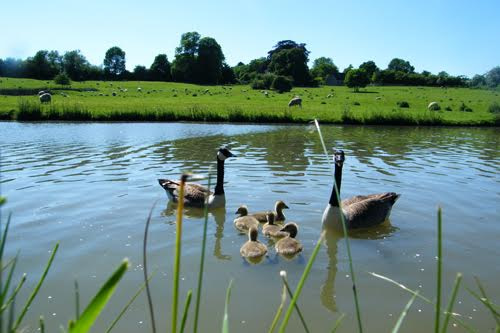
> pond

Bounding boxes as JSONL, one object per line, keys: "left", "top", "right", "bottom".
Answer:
{"left": 1, "top": 122, "right": 499, "bottom": 332}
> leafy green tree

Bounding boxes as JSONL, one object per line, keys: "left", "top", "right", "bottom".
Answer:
{"left": 470, "top": 74, "right": 486, "bottom": 87}
{"left": 25, "top": 50, "right": 60, "bottom": 79}
{"left": 268, "top": 41, "right": 311, "bottom": 86}
{"left": 104, "top": 46, "right": 126, "bottom": 78}
{"left": 344, "top": 68, "right": 370, "bottom": 91}
{"left": 221, "top": 63, "right": 236, "bottom": 84}
{"left": 149, "top": 54, "right": 171, "bottom": 81}
{"left": 54, "top": 72, "right": 71, "bottom": 85}
{"left": 387, "top": 58, "right": 415, "bottom": 73}
{"left": 63, "top": 50, "right": 90, "bottom": 81}
{"left": 271, "top": 75, "right": 293, "bottom": 93}
{"left": 197, "top": 37, "right": 225, "bottom": 84}
{"left": 310, "top": 57, "right": 339, "bottom": 83}
{"left": 0, "top": 59, "right": 3, "bottom": 76}
{"left": 485, "top": 66, "right": 500, "bottom": 87}
{"left": 133, "top": 65, "right": 149, "bottom": 81}
{"left": 359, "top": 61, "right": 379, "bottom": 81}
{"left": 171, "top": 53, "right": 197, "bottom": 82}
{"left": 176, "top": 32, "right": 201, "bottom": 56}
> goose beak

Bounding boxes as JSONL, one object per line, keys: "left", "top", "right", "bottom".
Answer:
{"left": 284, "top": 204, "right": 289, "bottom": 209}
{"left": 228, "top": 152, "right": 236, "bottom": 158}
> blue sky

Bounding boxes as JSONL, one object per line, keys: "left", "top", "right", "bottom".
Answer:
{"left": 1, "top": 0, "right": 498, "bottom": 77}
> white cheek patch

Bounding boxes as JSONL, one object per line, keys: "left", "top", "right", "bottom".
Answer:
{"left": 217, "top": 151, "right": 228, "bottom": 161}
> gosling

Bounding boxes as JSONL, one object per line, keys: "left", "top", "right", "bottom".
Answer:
{"left": 275, "top": 223, "right": 303, "bottom": 256}
{"left": 234, "top": 205, "right": 259, "bottom": 233}
{"left": 250, "top": 200, "right": 289, "bottom": 223}
{"left": 240, "top": 226, "right": 267, "bottom": 259}
{"left": 262, "top": 212, "right": 288, "bottom": 238}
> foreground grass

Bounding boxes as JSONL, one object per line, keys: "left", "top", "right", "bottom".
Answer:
{"left": 0, "top": 77, "right": 499, "bottom": 125}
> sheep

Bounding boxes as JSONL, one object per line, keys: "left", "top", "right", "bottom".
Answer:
{"left": 264, "top": 91, "right": 269, "bottom": 97}
{"left": 39, "top": 93, "right": 51, "bottom": 103}
{"left": 288, "top": 96, "right": 302, "bottom": 108}
{"left": 428, "top": 102, "right": 440, "bottom": 111}
{"left": 38, "top": 90, "right": 46, "bottom": 96}
{"left": 137, "top": 87, "right": 142, "bottom": 92}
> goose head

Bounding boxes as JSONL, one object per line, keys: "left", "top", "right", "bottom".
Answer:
{"left": 275, "top": 200, "right": 289, "bottom": 212}
{"left": 280, "top": 223, "right": 299, "bottom": 238}
{"left": 334, "top": 150, "right": 345, "bottom": 167}
{"left": 235, "top": 205, "right": 248, "bottom": 217}
{"left": 248, "top": 226, "right": 259, "bottom": 241}
{"left": 217, "top": 147, "right": 235, "bottom": 161}
{"left": 266, "top": 212, "right": 275, "bottom": 225}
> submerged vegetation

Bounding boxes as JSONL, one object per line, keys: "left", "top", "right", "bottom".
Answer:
{"left": 1, "top": 77, "right": 499, "bottom": 125}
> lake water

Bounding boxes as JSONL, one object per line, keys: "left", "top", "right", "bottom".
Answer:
{"left": 1, "top": 122, "right": 499, "bottom": 332}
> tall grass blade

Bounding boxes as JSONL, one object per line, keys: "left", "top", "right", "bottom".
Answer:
{"left": 68, "top": 258, "right": 129, "bottom": 333}
{"left": 281, "top": 271, "right": 310, "bottom": 333}
{"left": 7, "top": 294, "right": 15, "bottom": 333}
{"left": 1, "top": 252, "right": 18, "bottom": 303}
{"left": 392, "top": 292, "right": 418, "bottom": 333}
{"left": 331, "top": 313, "right": 345, "bottom": 333}
{"left": 180, "top": 290, "right": 193, "bottom": 333}
{"left": 314, "top": 119, "right": 363, "bottom": 333}
{"left": 172, "top": 174, "right": 188, "bottom": 333}
{"left": 13, "top": 242, "right": 59, "bottom": 330}
{"left": 466, "top": 287, "right": 500, "bottom": 325}
{"left": 105, "top": 270, "right": 157, "bottom": 333}
{"left": 441, "top": 273, "right": 462, "bottom": 333}
{"left": 278, "top": 232, "right": 325, "bottom": 333}
{"left": 471, "top": 277, "right": 500, "bottom": 325}
{"left": 193, "top": 172, "right": 213, "bottom": 333}
{"left": 0, "top": 274, "right": 26, "bottom": 314}
{"left": 222, "top": 280, "right": 233, "bottom": 333}
{"left": 143, "top": 201, "right": 158, "bottom": 333}
{"left": 268, "top": 282, "right": 287, "bottom": 333}
{"left": 369, "top": 272, "right": 476, "bottom": 333}
{"left": 1, "top": 257, "right": 16, "bottom": 272}
{"left": 435, "top": 207, "right": 443, "bottom": 333}
{"left": 40, "top": 315, "right": 45, "bottom": 333}
{"left": 74, "top": 280, "right": 80, "bottom": 320}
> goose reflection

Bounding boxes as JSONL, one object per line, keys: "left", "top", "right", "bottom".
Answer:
{"left": 161, "top": 202, "right": 231, "bottom": 261}
{"left": 320, "top": 222, "right": 398, "bottom": 313}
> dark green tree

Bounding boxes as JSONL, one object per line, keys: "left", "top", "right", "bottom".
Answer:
{"left": 149, "top": 54, "right": 171, "bottom": 81}
{"left": 387, "top": 58, "right": 414, "bottom": 73}
{"left": 268, "top": 41, "right": 311, "bottom": 86}
{"left": 197, "top": 37, "right": 225, "bottom": 84}
{"left": 271, "top": 75, "right": 293, "bottom": 93}
{"left": 25, "top": 50, "right": 60, "bottom": 79}
{"left": 54, "top": 72, "right": 71, "bottom": 85}
{"left": 470, "top": 74, "right": 486, "bottom": 87}
{"left": 310, "top": 57, "right": 339, "bottom": 83}
{"left": 104, "top": 46, "right": 126, "bottom": 78}
{"left": 359, "top": 61, "right": 379, "bottom": 81}
{"left": 171, "top": 53, "right": 197, "bottom": 82}
{"left": 344, "top": 68, "right": 370, "bottom": 92}
{"left": 133, "top": 65, "right": 149, "bottom": 81}
{"left": 63, "top": 50, "right": 90, "bottom": 81}
{"left": 175, "top": 32, "right": 201, "bottom": 56}
{"left": 485, "top": 66, "right": 500, "bottom": 87}
{"left": 221, "top": 63, "right": 236, "bottom": 84}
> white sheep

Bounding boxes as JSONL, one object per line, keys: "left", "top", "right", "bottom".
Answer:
{"left": 137, "top": 87, "right": 142, "bottom": 92}
{"left": 288, "top": 96, "right": 302, "bottom": 108}
{"left": 38, "top": 90, "right": 46, "bottom": 96}
{"left": 428, "top": 102, "right": 440, "bottom": 111}
{"left": 39, "top": 93, "right": 51, "bottom": 103}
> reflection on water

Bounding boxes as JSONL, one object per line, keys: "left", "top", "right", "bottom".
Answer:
{"left": 0, "top": 122, "right": 499, "bottom": 332}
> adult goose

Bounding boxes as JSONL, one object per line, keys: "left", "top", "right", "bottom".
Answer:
{"left": 158, "top": 147, "right": 235, "bottom": 208}
{"left": 322, "top": 150, "right": 400, "bottom": 230}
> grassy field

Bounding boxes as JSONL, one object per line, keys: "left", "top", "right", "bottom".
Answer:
{"left": 1, "top": 77, "right": 499, "bottom": 125}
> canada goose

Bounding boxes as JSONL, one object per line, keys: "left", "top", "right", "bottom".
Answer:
{"left": 262, "top": 212, "right": 288, "bottom": 238}
{"left": 250, "top": 200, "right": 289, "bottom": 223}
{"left": 275, "top": 223, "right": 303, "bottom": 256}
{"left": 240, "top": 226, "right": 267, "bottom": 259}
{"left": 234, "top": 206, "right": 260, "bottom": 234}
{"left": 322, "top": 150, "right": 401, "bottom": 230}
{"left": 158, "top": 147, "right": 235, "bottom": 208}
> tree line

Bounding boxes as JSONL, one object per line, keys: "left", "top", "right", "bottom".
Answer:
{"left": 0, "top": 32, "right": 499, "bottom": 90}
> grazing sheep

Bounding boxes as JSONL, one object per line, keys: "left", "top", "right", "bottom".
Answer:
{"left": 38, "top": 90, "right": 46, "bottom": 96}
{"left": 288, "top": 96, "right": 302, "bottom": 108}
{"left": 137, "top": 87, "right": 142, "bottom": 92}
{"left": 112, "top": 92, "right": 117, "bottom": 96}
{"left": 39, "top": 93, "right": 51, "bottom": 103}
{"left": 264, "top": 91, "right": 269, "bottom": 97}
{"left": 327, "top": 94, "right": 333, "bottom": 98}
{"left": 375, "top": 96, "right": 382, "bottom": 100}
{"left": 428, "top": 102, "right": 440, "bottom": 111}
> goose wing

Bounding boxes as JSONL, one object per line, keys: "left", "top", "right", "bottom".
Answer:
{"left": 158, "top": 179, "right": 212, "bottom": 205}
{"left": 343, "top": 192, "right": 400, "bottom": 228}
{"left": 249, "top": 211, "right": 272, "bottom": 223}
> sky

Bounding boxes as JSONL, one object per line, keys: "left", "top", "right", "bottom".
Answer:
{"left": 1, "top": 0, "right": 499, "bottom": 77}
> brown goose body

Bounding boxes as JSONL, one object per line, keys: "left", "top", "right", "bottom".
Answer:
{"left": 275, "top": 223, "right": 303, "bottom": 256}
{"left": 251, "top": 200, "right": 289, "bottom": 223}
{"left": 262, "top": 212, "right": 288, "bottom": 238}
{"left": 240, "top": 227, "right": 267, "bottom": 259}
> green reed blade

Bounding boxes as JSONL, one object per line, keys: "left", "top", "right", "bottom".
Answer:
{"left": 40, "top": 315, "right": 45, "bottom": 333}
{"left": 1, "top": 257, "right": 16, "bottom": 272}
{"left": 222, "top": 280, "right": 233, "bottom": 333}
{"left": 0, "top": 213, "right": 12, "bottom": 263}
{"left": 68, "top": 258, "right": 129, "bottom": 333}
{"left": 314, "top": 119, "right": 363, "bottom": 333}
{"left": 172, "top": 174, "right": 188, "bottom": 333}
{"left": 441, "top": 273, "right": 462, "bottom": 333}
{"left": 13, "top": 242, "right": 59, "bottom": 330}
{"left": 392, "top": 292, "right": 418, "bottom": 333}
{"left": 278, "top": 232, "right": 325, "bottom": 333}
{"left": 1, "top": 251, "right": 18, "bottom": 304}
{"left": 0, "top": 274, "right": 26, "bottom": 314}
{"left": 466, "top": 287, "right": 500, "bottom": 325}
{"left": 180, "top": 290, "right": 193, "bottom": 333}
{"left": 281, "top": 271, "right": 310, "bottom": 333}
{"left": 143, "top": 201, "right": 159, "bottom": 333}
{"left": 331, "top": 313, "right": 345, "bottom": 333}
{"left": 7, "top": 292, "right": 15, "bottom": 332}
{"left": 472, "top": 276, "right": 500, "bottom": 325}
{"left": 268, "top": 283, "right": 287, "bottom": 333}
{"left": 193, "top": 172, "right": 213, "bottom": 333}
{"left": 435, "top": 207, "right": 443, "bottom": 333}
{"left": 74, "top": 280, "right": 80, "bottom": 320}
{"left": 106, "top": 270, "right": 157, "bottom": 333}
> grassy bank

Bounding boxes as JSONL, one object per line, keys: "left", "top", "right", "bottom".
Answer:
{"left": 1, "top": 77, "right": 499, "bottom": 125}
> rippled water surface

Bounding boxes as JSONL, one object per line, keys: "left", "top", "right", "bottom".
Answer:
{"left": 1, "top": 122, "right": 499, "bottom": 332}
